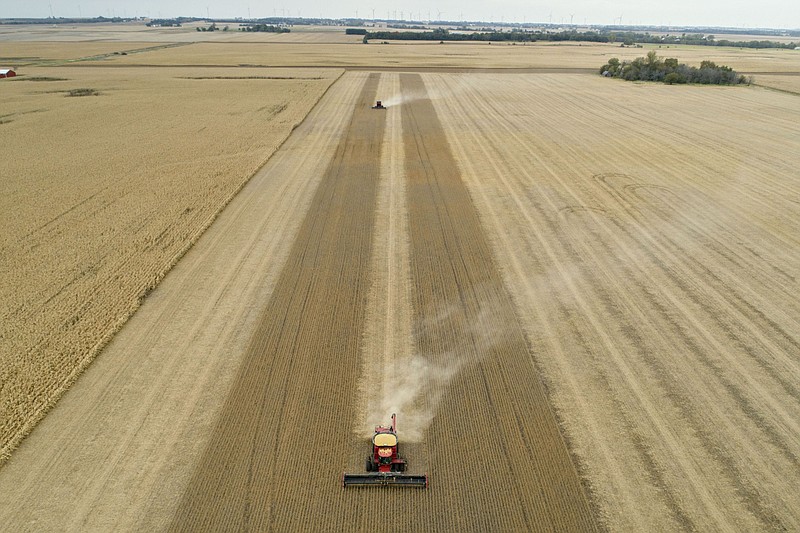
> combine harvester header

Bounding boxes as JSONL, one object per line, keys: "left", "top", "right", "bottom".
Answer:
{"left": 342, "top": 414, "right": 427, "bottom": 488}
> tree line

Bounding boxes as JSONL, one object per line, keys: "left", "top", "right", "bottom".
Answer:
{"left": 363, "top": 28, "right": 797, "bottom": 49}
{"left": 240, "top": 24, "right": 290, "bottom": 33}
{"left": 601, "top": 51, "right": 751, "bottom": 85}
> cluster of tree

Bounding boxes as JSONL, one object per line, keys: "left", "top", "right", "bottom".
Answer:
{"left": 600, "top": 51, "right": 751, "bottom": 85}
{"left": 366, "top": 28, "right": 538, "bottom": 42}
{"left": 363, "top": 28, "right": 797, "bottom": 49}
{"left": 240, "top": 24, "right": 290, "bottom": 33}
{"left": 621, "top": 32, "right": 796, "bottom": 49}
{"left": 197, "top": 23, "right": 229, "bottom": 31}
{"left": 145, "top": 19, "right": 182, "bottom": 27}
{"left": 387, "top": 24, "right": 427, "bottom": 30}
{"left": 345, "top": 28, "right": 367, "bottom": 35}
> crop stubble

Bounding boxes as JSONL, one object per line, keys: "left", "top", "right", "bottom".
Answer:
{"left": 397, "top": 73, "right": 597, "bottom": 530}
{"left": 427, "top": 73, "right": 800, "bottom": 531}
{"left": 356, "top": 72, "right": 418, "bottom": 436}
{"left": 170, "top": 72, "right": 595, "bottom": 531}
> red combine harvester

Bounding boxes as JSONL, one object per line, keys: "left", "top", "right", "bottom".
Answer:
{"left": 342, "top": 414, "right": 427, "bottom": 488}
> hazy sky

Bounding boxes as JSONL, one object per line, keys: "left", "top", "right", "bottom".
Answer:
{"left": 3, "top": 0, "right": 799, "bottom": 29}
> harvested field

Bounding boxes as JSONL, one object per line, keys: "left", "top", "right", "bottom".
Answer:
{"left": 0, "top": 23, "right": 367, "bottom": 45}
{"left": 427, "top": 73, "right": 800, "bottom": 531}
{"left": 0, "top": 64, "right": 341, "bottom": 464}
{"left": 0, "top": 42, "right": 186, "bottom": 64}
{"left": 1, "top": 33, "right": 799, "bottom": 533}
{"left": 169, "top": 72, "right": 596, "bottom": 531}
{"left": 752, "top": 73, "right": 800, "bottom": 94}
{"left": 105, "top": 40, "right": 800, "bottom": 73}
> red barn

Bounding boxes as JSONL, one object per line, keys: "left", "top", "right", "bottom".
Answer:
{"left": 0, "top": 69, "right": 16, "bottom": 78}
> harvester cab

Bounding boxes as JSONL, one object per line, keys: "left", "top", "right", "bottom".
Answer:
{"left": 372, "top": 100, "right": 386, "bottom": 109}
{"left": 342, "top": 414, "right": 427, "bottom": 488}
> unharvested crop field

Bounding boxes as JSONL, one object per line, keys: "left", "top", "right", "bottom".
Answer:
{"left": 0, "top": 64, "right": 341, "bottom": 463}
{"left": 1, "top": 31, "right": 799, "bottom": 532}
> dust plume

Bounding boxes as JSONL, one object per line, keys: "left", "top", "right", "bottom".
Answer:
{"left": 358, "top": 293, "right": 508, "bottom": 442}
{"left": 379, "top": 76, "right": 463, "bottom": 108}
{"left": 380, "top": 89, "right": 426, "bottom": 108}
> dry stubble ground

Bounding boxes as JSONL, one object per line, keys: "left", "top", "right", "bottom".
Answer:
{"left": 1, "top": 34, "right": 799, "bottom": 532}
{"left": 427, "top": 73, "right": 800, "bottom": 531}
{"left": 169, "top": 72, "right": 596, "bottom": 532}
{"left": 105, "top": 38, "right": 800, "bottom": 74}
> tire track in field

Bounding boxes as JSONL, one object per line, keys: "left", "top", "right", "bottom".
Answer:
{"left": 429, "top": 73, "right": 691, "bottom": 531}
{"left": 509, "top": 81, "right": 800, "bottom": 458}
{"left": 430, "top": 73, "right": 800, "bottom": 530}
{"left": 169, "top": 72, "right": 385, "bottom": 531}
{"left": 512, "top": 79, "right": 800, "bottom": 436}
{"left": 399, "top": 73, "right": 598, "bottom": 531}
